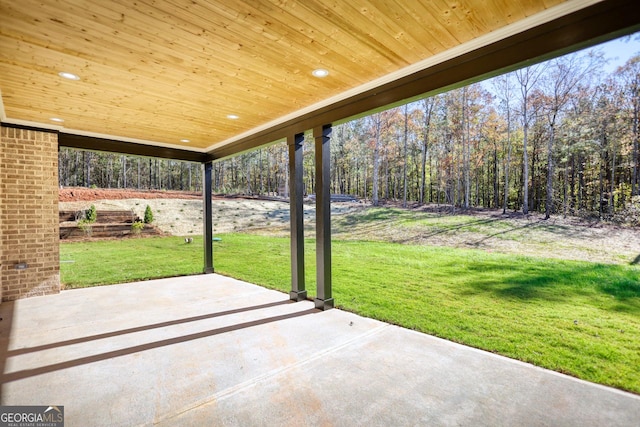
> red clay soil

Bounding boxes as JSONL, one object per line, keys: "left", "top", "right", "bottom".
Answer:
{"left": 59, "top": 187, "right": 202, "bottom": 202}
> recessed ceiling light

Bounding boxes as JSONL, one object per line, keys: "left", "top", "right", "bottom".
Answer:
{"left": 50, "top": 117, "right": 65, "bottom": 123}
{"left": 227, "top": 114, "right": 239, "bottom": 120}
{"left": 312, "top": 68, "right": 329, "bottom": 78}
{"left": 180, "top": 139, "right": 190, "bottom": 143}
{"left": 58, "top": 71, "right": 80, "bottom": 81}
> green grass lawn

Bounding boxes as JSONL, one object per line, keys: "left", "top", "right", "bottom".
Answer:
{"left": 60, "top": 234, "right": 640, "bottom": 394}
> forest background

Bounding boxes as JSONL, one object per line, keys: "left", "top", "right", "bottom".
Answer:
{"left": 58, "top": 35, "right": 640, "bottom": 222}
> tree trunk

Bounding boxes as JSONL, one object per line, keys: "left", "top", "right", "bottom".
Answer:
{"left": 463, "top": 88, "right": 470, "bottom": 210}
{"left": 599, "top": 148, "right": 605, "bottom": 218}
{"left": 372, "top": 114, "right": 382, "bottom": 206}
{"left": 569, "top": 155, "right": 576, "bottom": 214}
{"left": 609, "top": 137, "right": 616, "bottom": 215}
{"left": 577, "top": 153, "right": 585, "bottom": 211}
{"left": 493, "top": 145, "right": 499, "bottom": 209}
{"left": 421, "top": 100, "right": 435, "bottom": 205}
{"left": 545, "top": 123, "right": 555, "bottom": 219}
{"left": 148, "top": 159, "right": 153, "bottom": 189}
{"left": 563, "top": 161, "right": 568, "bottom": 217}
{"left": 403, "top": 105, "right": 408, "bottom": 208}
{"left": 122, "top": 156, "right": 127, "bottom": 188}
{"left": 522, "top": 118, "right": 529, "bottom": 214}
{"left": 633, "top": 88, "right": 639, "bottom": 196}
{"left": 503, "top": 118, "right": 512, "bottom": 214}
{"left": 85, "top": 152, "right": 92, "bottom": 187}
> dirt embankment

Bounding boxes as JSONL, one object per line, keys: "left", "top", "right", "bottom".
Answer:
{"left": 59, "top": 187, "right": 202, "bottom": 202}
{"left": 58, "top": 187, "right": 640, "bottom": 265}
{"left": 59, "top": 187, "right": 360, "bottom": 238}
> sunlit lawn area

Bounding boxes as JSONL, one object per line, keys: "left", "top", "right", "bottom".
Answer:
{"left": 60, "top": 234, "right": 640, "bottom": 394}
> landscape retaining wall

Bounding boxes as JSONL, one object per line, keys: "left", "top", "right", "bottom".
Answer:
{"left": 0, "top": 126, "right": 60, "bottom": 301}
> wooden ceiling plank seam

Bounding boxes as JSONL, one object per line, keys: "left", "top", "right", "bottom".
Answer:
{"left": 381, "top": 0, "right": 455, "bottom": 53}
{"left": 3, "top": 105, "right": 218, "bottom": 135}
{"left": 1, "top": 91, "right": 265, "bottom": 143}
{"left": 109, "top": 0, "right": 325, "bottom": 75}
{"left": 0, "top": 68, "right": 277, "bottom": 124}
{"left": 112, "top": 0, "right": 358, "bottom": 80}
{"left": 2, "top": 98, "right": 252, "bottom": 147}
{"left": 0, "top": 4, "right": 322, "bottom": 94}
{"left": 79, "top": 0, "right": 248, "bottom": 57}
{"left": 0, "top": 16, "right": 261, "bottom": 89}
{"left": 127, "top": 0, "right": 388, "bottom": 81}
{"left": 396, "top": 0, "right": 467, "bottom": 48}
{"left": 0, "top": 27, "right": 211, "bottom": 88}
{"left": 0, "top": 3, "right": 193, "bottom": 68}
{"left": 327, "top": 1, "right": 429, "bottom": 63}
{"left": 505, "top": 0, "right": 543, "bottom": 22}
{"left": 388, "top": 0, "right": 467, "bottom": 50}
{"left": 295, "top": 0, "right": 410, "bottom": 67}
{"left": 1, "top": 94, "right": 244, "bottom": 131}
{"left": 515, "top": 0, "right": 564, "bottom": 17}
{"left": 349, "top": 1, "right": 442, "bottom": 59}
{"left": 258, "top": 0, "right": 411, "bottom": 74}
{"left": 0, "top": 59, "right": 302, "bottom": 113}
{"left": 0, "top": 36, "right": 325, "bottom": 110}
{"left": 448, "top": 1, "right": 497, "bottom": 36}
{"left": 444, "top": 0, "right": 503, "bottom": 38}
{"left": 478, "top": 0, "right": 525, "bottom": 27}
{"left": 543, "top": 0, "right": 567, "bottom": 9}
{"left": 0, "top": 89, "right": 239, "bottom": 141}
{"left": 257, "top": 0, "right": 385, "bottom": 71}
{"left": 433, "top": 0, "right": 489, "bottom": 39}
{"left": 0, "top": 0, "right": 560, "bottom": 79}
{"left": 184, "top": 0, "right": 396, "bottom": 75}
{"left": 0, "top": 53, "right": 318, "bottom": 112}
{"left": 409, "top": 0, "right": 473, "bottom": 44}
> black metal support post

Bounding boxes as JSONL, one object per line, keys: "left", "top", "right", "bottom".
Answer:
{"left": 203, "top": 161, "right": 214, "bottom": 274}
{"left": 314, "top": 125, "right": 333, "bottom": 310}
{"left": 288, "top": 133, "right": 307, "bottom": 301}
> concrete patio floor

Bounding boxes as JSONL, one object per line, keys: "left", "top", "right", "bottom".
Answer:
{"left": 1, "top": 274, "right": 638, "bottom": 426}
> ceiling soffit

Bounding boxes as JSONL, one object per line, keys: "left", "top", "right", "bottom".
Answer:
{"left": 0, "top": 0, "right": 639, "bottom": 161}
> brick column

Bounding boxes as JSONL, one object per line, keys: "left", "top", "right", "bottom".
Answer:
{"left": 0, "top": 126, "right": 60, "bottom": 301}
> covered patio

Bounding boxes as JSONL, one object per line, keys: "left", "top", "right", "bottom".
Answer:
{"left": 1, "top": 275, "right": 639, "bottom": 426}
{"left": 2, "top": 0, "right": 640, "bottom": 424}
{"left": 2, "top": 0, "right": 640, "bottom": 305}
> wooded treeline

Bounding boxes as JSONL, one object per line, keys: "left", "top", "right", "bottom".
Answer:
{"left": 58, "top": 151, "right": 203, "bottom": 192}
{"left": 59, "top": 48, "right": 640, "bottom": 219}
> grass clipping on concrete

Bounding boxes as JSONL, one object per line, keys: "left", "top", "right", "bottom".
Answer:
{"left": 61, "top": 232, "right": 640, "bottom": 394}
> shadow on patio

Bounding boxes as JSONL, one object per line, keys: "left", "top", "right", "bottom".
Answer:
{"left": 1, "top": 274, "right": 639, "bottom": 426}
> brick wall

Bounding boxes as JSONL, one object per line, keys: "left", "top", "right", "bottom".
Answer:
{"left": 1, "top": 126, "right": 60, "bottom": 301}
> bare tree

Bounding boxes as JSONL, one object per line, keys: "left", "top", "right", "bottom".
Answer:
{"left": 493, "top": 73, "right": 515, "bottom": 214}
{"left": 541, "top": 52, "right": 603, "bottom": 219}
{"left": 514, "top": 64, "right": 546, "bottom": 214}
{"left": 368, "top": 113, "right": 383, "bottom": 206}
{"left": 616, "top": 55, "right": 640, "bottom": 197}
{"left": 419, "top": 97, "right": 437, "bottom": 204}
{"left": 402, "top": 104, "right": 409, "bottom": 207}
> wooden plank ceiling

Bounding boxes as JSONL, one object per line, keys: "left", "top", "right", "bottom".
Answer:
{"left": 0, "top": 0, "right": 636, "bottom": 159}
